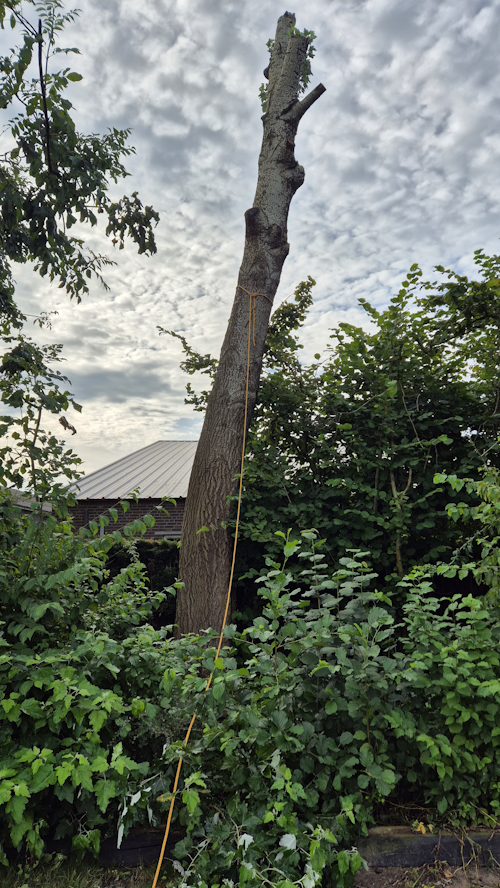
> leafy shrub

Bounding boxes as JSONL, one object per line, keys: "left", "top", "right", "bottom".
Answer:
{"left": 0, "top": 280, "right": 183, "bottom": 865}
{"left": 171, "top": 258, "right": 500, "bottom": 593}
{"left": 104, "top": 538, "right": 179, "bottom": 627}
{"left": 0, "top": 489, "right": 183, "bottom": 864}
{"left": 398, "top": 569, "right": 500, "bottom": 822}
{"left": 4, "top": 511, "right": 500, "bottom": 880}
{"left": 3, "top": 266, "right": 500, "bottom": 880}
{"left": 434, "top": 467, "right": 500, "bottom": 602}
{"left": 150, "top": 531, "right": 500, "bottom": 888}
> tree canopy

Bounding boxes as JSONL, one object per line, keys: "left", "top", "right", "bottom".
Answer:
{"left": 0, "top": 0, "right": 158, "bottom": 330}
{"left": 173, "top": 252, "right": 500, "bottom": 602}
{"left": 0, "top": 0, "right": 159, "bottom": 504}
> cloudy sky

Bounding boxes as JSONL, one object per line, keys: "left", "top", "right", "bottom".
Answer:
{"left": 4, "top": 0, "right": 500, "bottom": 475}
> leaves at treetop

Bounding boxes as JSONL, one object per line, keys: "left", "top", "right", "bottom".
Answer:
{"left": 0, "top": 0, "right": 159, "bottom": 327}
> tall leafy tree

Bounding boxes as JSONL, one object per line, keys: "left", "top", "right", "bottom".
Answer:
{"left": 0, "top": 0, "right": 158, "bottom": 328}
{"left": 240, "top": 256, "right": 500, "bottom": 585}
{"left": 0, "top": 0, "right": 159, "bottom": 515}
{"left": 175, "top": 254, "right": 500, "bottom": 600}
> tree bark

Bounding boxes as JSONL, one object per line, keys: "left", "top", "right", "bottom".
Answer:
{"left": 176, "top": 12, "right": 325, "bottom": 636}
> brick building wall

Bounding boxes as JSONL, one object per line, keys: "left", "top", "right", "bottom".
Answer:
{"left": 69, "top": 498, "right": 186, "bottom": 539}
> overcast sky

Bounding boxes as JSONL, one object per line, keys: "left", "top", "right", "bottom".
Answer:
{"left": 5, "top": 0, "right": 500, "bottom": 475}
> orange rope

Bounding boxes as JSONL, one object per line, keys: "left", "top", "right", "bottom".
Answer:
{"left": 237, "top": 285, "right": 273, "bottom": 346}
{"left": 151, "top": 288, "right": 271, "bottom": 888}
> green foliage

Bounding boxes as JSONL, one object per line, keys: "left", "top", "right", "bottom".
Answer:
{"left": 433, "top": 467, "right": 500, "bottom": 602}
{"left": 239, "top": 255, "right": 500, "bottom": 589}
{"left": 0, "top": 0, "right": 159, "bottom": 324}
{"left": 169, "top": 255, "right": 500, "bottom": 594}
{"left": 150, "top": 532, "right": 500, "bottom": 888}
{"left": 159, "top": 253, "right": 500, "bottom": 882}
{"left": 157, "top": 328, "right": 218, "bottom": 414}
{"left": 0, "top": 4, "right": 170, "bottom": 853}
{"left": 397, "top": 566, "right": 500, "bottom": 823}
{"left": 3, "top": 484, "right": 500, "bottom": 872}
{"left": 0, "top": 482, "right": 185, "bottom": 864}
{"left": 105, "top": 537, "right": 179, "bottom": 626}
{"left": 0, "top": 295, "right": 180, "bottom": 864}
{"left": 289, "top": 27, "right": 317, "bottom": 95}
{"left": 2, "top": 21, "right": 500, "bottom": 867}
{"left": 0, "top": 318, "right": 82, "bottom": 504}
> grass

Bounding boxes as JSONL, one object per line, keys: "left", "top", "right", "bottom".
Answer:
{"left": 0, "top": 858, "right": 174, "bottom": 888}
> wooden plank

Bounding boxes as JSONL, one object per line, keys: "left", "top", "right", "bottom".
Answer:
{"left": 357, "top": 826, "right": 500, "bottom": 867}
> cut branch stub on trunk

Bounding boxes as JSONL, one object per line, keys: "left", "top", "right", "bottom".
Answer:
{"left": 176, "top": 12, "right": 325, "bottom": 636}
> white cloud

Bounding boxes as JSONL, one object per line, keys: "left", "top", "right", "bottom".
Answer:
{"left": 3, "top": 0, "right": 500, "bottom": 474}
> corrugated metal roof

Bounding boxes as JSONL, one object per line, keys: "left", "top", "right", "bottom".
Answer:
{"left": 73, "top": 441, "right": 197, "bottom": 500}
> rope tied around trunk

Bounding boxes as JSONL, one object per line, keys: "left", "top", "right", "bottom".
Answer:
{"left": 237, "top": 285, "right": 273, "bottom": 345}
{"left": 151, "top": 288, "right": 272, "bottom": 888}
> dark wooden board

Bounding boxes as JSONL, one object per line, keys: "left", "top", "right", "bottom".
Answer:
{"left": 357, "top": 826, "right": 500, "bottom": 867}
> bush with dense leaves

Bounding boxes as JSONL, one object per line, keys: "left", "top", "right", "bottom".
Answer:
{"left": 171, "top": 256, "right": 500, "bottom": 601}
{"left": 146, "top": 520, "right": 500, "bottom": 888}
{"left": 3, "top": 490, "right": 500, "bottom": 884}
{"left": 0, "top": 488, "right": 186, "bottom": 864}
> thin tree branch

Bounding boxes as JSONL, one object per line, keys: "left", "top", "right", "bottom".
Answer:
{"left": 390, "top": 468, "right": 412, "bottom": 578}
{"left": 492, "top": 387, "right": 500, "bottom": 418}
{"left": 394, "top": 534, "right": 404, "bottom": 579}
{"left": 403, "top": 466, "right": 413, "bottom": 496}
{"left": 413, "top": 331, "right": 432, "bottom": 355}
{"left": 11, "top": 9, "right": 38, "bottom": 37}
{"left": 45, "top": 7, "right": 54, "bottom": 79}
{"left": 401, "top": 385, "right": 424, "bottom": 450}
{"left": 372, "top": 465, "right": 379, "bottom": 513}
{"left": 389, "top": 470, "right": 398, "bottom": 504}
{"left": 29, "top": 404, "right": 43, "bottom": 506}
{"left": 38, "top": 19, "right": 54, "bottom": 176}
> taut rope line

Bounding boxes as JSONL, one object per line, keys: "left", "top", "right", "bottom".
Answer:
{"left": 151, "top": 287, "right": 272, "bottom": 888}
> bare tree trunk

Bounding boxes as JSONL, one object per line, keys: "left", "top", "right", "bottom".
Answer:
{"left": 176, "top": 12, "right": 325, "bottom": 636}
